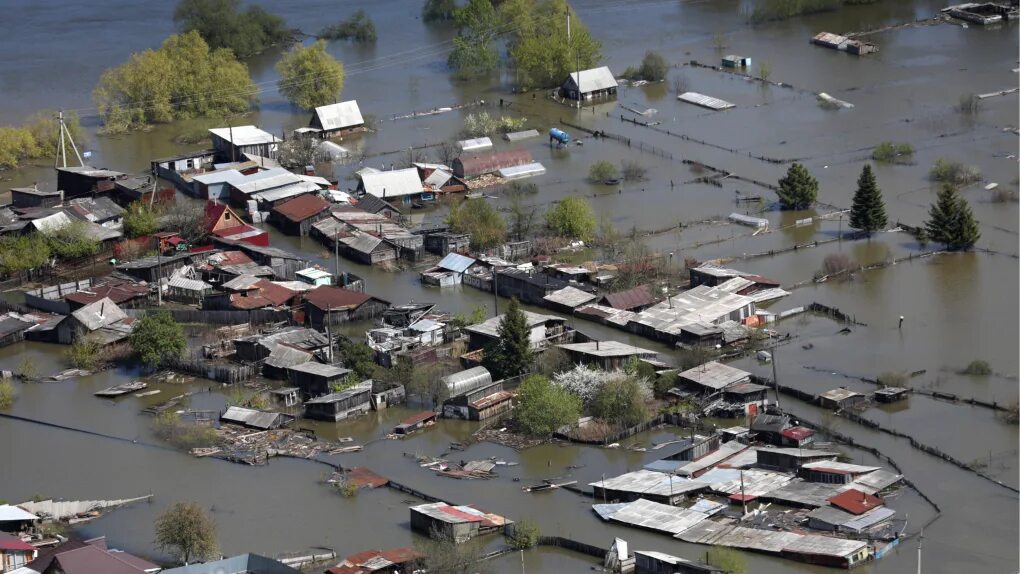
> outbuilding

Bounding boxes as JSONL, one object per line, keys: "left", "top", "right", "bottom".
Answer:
{"left": 303, "top": 285, "right": 390, "bottom": 330}
{"left": 303, "top": 384, "right": 373, "bottom": 421}
{"left": 286, "top": 362, "right": 352, "bottom": 399}
{"left": 452, "top": 149, "right": 533, "bottom": 179}
{"left": 817, "top": 387, "right": 867, "bottom": 410}
{"left": 309, "top": 100, "right": 365, "bottom": 137}
{"left": 270, "top": 194, "right": 331, "bottom": 236}
{"left": 556, "top": 340, "right": 658, "bottom": 371}
{"left": 561, "top": 66, "right": 618, "bottom": 101}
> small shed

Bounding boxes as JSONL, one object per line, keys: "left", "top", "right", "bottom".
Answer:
{"left": 556, "top": 341, "right": 658, "bottom": 371}
{"left": 800, "top": 461, "right": 880, "bottom": 485}
{"left": 209, "top": 125, "right": 280, "bottom": 161}
{"left": 303, "top": 285, "right": 390, "bottom": 330}
{"left": 269, "top": 194, "right": 331, "bottom": 236}
{"left": 11, "top": 186, "right": 63, "bottom": 209}
{"left": 303, "top": 385, "right": 373, "bottom": 421}
{"left": 421, "top": 253, "right": 477, "bottom": 287}
{"left": 634, "top": 550, "right": 723, "bottom": 574}
{"left": 598, "top": 284, "right": 659, "bottom": 312}
{"left": 339, "top": 234, "right": 399, "bottom": 266}
{"left": 409, "top": 503, "right": 489, "bottom": 543}
{"left": 874, "top": 387, "right": 908, "bottom": 403}
{"left": 828, "top": 488, "right": 884, "bottom": 515}
{"left": 722, "top": 54, "right": 752, "bottom": 68}
{"left": 442, "top": 366, "right": 494, "bottom": 399}
{"left": 423, "top": 232, "right": 470, "bottom": 256}
{"left": 756, "top": 447, "right": 839, "bottom": 472}
{"left": 295, "top": 267, "right": 333, "bottom": 287}
{"left": 543, "top": 286, "right": 597, "bottom": 313}
{"left": 310, "top": 100, "right": 365, "bottom": 136}
{"left": 452, "top": 149, "right": 533, "bottom": 179}
{"left": 269, "top": 387, "right": 300, "bottom": 408}
{"left": 562, "top": 66, "right": 618, "bottom": 101}
{"left": 393, "top": 411, "right": 438, "bottom": 435}
{"left": 287, "top": 362, "right": 352, "bottom": 399}
{"left": 220, "top": 406, "right": 294, "bottom": 430}
{"left": 678, "top": 92, "right": 736, "bottom": 111}
{"left": 817, "top": 387, "right": 867, "bottom": 410}
{"left": 358, "top": 168, "right": 426, "bottom": 205}
{"left": 678, "top": 361, "right": 751, "bottom": 394}
{"left": 457, "top": 137, "right": 493, "bottom": 152}
{"left": 780, "top": 426, "right": 816, "bottom": 448}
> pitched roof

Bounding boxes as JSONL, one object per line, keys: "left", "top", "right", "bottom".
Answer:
{"left": 0, "top": 532, "right": 35, "bottom": 551}
{"left": 51, "top": 545, "right": 152, "bottom": 574}
{"left": 161, "top": 553, "right": 301, "bottom": 574}
{"left": 0, "top": 505, "right": 38, "bottom": 522}
{"left": 304, "top": 285, "right": 384, "bottom": 311}
{"left": 828, "top": 488, "right": 883, "bottom": 515}
{"left": 435, "top": 252, "right": 476, "bottom": 273}
{"left": 67, "top": 196, "right": 125, "bottom": 222}
{"left": 567, "top": 66, "right": 618, "bottom": 92}
{"left": 313, "top": 100, "right": 364, "bottom": 131}
{"left": 230, "top": 168, "right": 303, "bottom": 195}
{"left": 600, "top": 284, "right": 658, "bottom": 310}
{"left": 209, "top": 125, "right": 280, "bottom": 146}
{"left": 360, "top": 168, "right": 424, "bottom": 199}
{"left": 70, "top": 297, "right": 128, "bottom": 331}
{"left": 352, "top": 194, "right": 401, "bottom": 215}
{"left": 557, "top": 340, "right": 657, "bottom": 358}
{"left": 543, "top": 286, "right": 597, "bottom": 308}
{"left": 252, "top": 279, "right": 298, "bottom": 306}
{"left": 678, "top": 361, "right": 751, "bottom": 390}
{"left": 453, "top": 149, "right": 533, "bottom": 178}
{"left": 272, "top": 194, "right": 330, "bottom": 222}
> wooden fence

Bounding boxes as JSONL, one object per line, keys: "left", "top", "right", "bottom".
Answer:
{"left": 125, "top": 308, "right": 293, "bottom": 325}
{"left": 167, "top": 357, "right": 258, "bottom": 384}
{"left": 559, "top": 118, "right": 674, "bottom": 160}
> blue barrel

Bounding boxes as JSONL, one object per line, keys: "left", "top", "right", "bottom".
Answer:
{"left": 549, "top": 128, "right": 570, "bottom": 144}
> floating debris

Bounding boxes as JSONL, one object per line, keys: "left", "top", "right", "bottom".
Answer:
{"left": 94, "top": 381, "right": 147, "bottom": 397}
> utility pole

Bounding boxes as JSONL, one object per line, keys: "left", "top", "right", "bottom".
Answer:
{"left": 740, "top": 469, "right": 747, "bottom": 519}
{"left": 56, "top": 111, "right": 65, "bottom": 168}
{"left": 916, "top": 530, "right": 923, "bottom": 574}
{"left": 567, "top": 11, "right": 580, "bottom": 110}
{"left": 493, "top": 270, "right": 499, "bottom": 316}
{"left": 772, "top": 334, "right": 781, "bottom": 410}
{"left": 229, "top": 123, "right": 236, "bottom": 163}
{"left": 325, "top": 305, "right": 333, "bottom": 362}
{"left": 155, "top": 249, "right": 162, "bottom": 306}
{"left": 334, "top": 231, "right": 340, "bottom": 278}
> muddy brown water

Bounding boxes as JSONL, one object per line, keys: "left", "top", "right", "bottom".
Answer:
{"left": 1, "top": 1, "right": 1017, "bottom": 572}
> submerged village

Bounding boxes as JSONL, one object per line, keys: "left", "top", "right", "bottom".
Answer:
{"left": 0, "top": 1, "right": 1017, "bottom": 574}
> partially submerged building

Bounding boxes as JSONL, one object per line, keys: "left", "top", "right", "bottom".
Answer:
{"left": 220, "top": 406, "right": 295, "bottom": 430}
{"left": 451, "top": 149, "right": 533, "bottom": 179}
{"left": 817, "top": 387, "right": 867, "bottom": 410}
{"left": 556, "top": 341, "right": 658, "bottom": 371}
{"left": 358, "top": 168, "right": 427, "bottom": 206}
{"left": 420, "top": 253, "right": 477, "bottom": 287}
{"left": 303, "top": 382, "right": 373, "bottom": 421}
{"left": 287, "top": 362, "right": 352, "bottom": 399}
{"left": 209, "top": 125, "right": 280, "bottom": 162}
{"left": 303, "top": 286, "right": 389, "bottom": 329}
{"left": 409, "top": 503, "right": 509, "bottom": 543}
{"left": 810, "top": 32, "right": 878, "bottom": 55}
{"left": 464, "top": 311, "right": 568, "bottom": 351}
{"left": 269, "top": 194, "right": 331, "bottom": 236}
{"left": 562, "top": 66, "right": 618, "bottom": 101}
{"left": 309, "top": 100, "right": 366, "bottom": 137}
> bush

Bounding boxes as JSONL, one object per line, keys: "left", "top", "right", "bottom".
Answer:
{"left": 545, "top": 197, "right": 596, "bottom": 241}
{"left": 821, "top": 253, "right": 858, "bottom": 276}
{"left": 515, "top": 374, "right": 581, "bottom": 437}
{"left": 446, "top": 198, "right": 506, "bottom": 249}
{"left": 173, "top": 0, "right": 291, "bottom": 58}
{"left": 961, "top": 360, "right": 992, "bottom": 376}
{"left": 320, "top": 10, "right": 377, "bottom": 42}
{"left": 507, "top": 519, "right": 540, "bottom": 549}
{"left": 1003, "top": 400, "right": 1019, "bottom": 425}
{"left": 872, "top": 142, "right": 914, "bottom": 164}
{"left": 638, "top": 51, "right": 669, "bottom": 82}
{"left": 591, "top": 376, "right": 650, "bottom": 428}
{"left": 621, "top": 160, "right": 647, "bottom": 181}
{"left": 66, "top": 336, "right": 103, "bottom": 370}
{"left": 124, "top": 203, "right": 160, "bottom": 238}
{"left": 959, "top": 93, "right": 981, "bottom": 115}
{"left": 46, "top": 221, "right": 101, "bottom": 260}
{"left": 276, "top": 40, "right": 345, "bottom": 110}
{"left": 930, "top": 159, "right": 981, "bottom": 185}
{"left": 94, "top": 31, "right": 257, "bottom": 132}
{"left": 462, "top": 112, "right": 526, "bottom": 137}
{"left": 876, "top": 372, "right": 907, "bottom": 387}
{"left": 130, "top": 311, "right": 187, "bottom": 370}
{"left": 589, "top": 160, "right": 619, "bottom": 183}
{"left": 0, "top": 234, "right": 51, "bottom": 278}
{"left": 749, "top": 0, "right": 840, "bottom": 23}
{"left": 0, "top": 380, "right": 14, "bottom": 409}
{"left": 423, "top": 0, "right": 458, "bottom": 22}
{"left": 335, "top": 478, "right": 359, "bottom": 498}
{"left": 153, "top": 411, "right": 219, "bottom": 450}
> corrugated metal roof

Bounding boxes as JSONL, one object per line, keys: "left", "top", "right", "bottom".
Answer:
{"left": 436, "top": 252, "right": 476, "bottom": 273}
{"left": 849, "top": 469, "right": 902, "bottom": 494}
{"left": 0, "top": 505, "right": 38, "bottom": 522}
{"left": 340, "top": 233, "right": 384, "bottom": 255}
{"left": 313, "top": 100, "right": 364, "bottom": 131}
{"left": 728, "top": 213, "right": 769, "bottom": 228}
{"left": 601, "top": 284, "right": 658, "bottom": 311}
{"left": 764, "top": 480, "right": 846, "bottom": 508}
{"left": 590, "top": 469, "right": 707, "bottom": 499}
{"left": 442, "top": 366, "right": 493, "bottom": 397}
{"left": 599, "top": 498, "right": 709, "bottom": 535}
{"left": 264, "top": 345, "right": 313, "bottom": 369}
{"left": 287, "top": 362, "right": 350, "bottom": 377}
{"left": 252, "top": 181, "right": 321, "bottom": 203}
{"left": 678, "top": 92, "right": 736, "bottom": 110}
{"left": 209, "top": 125, "right": 280, "bottom": 146}
{"left": 819, "top": 388, "right": 865, "bottom": 402}
{"left": 304, "top": 285, "right": 382, "bottom": 311}
{"left": 828, "top": 488, "right": 883, "bottom": 515}
{"left": 361, "top": 168, "right": 424, "bottom": 198}
{"left": 498, "top": 162, "right": 546, "bottom": 180}
{"left": 567, "top": 66, "right": 618, "bottom": 93}
{"left": 222, "top": 274, "right": 263, "bottom": 291}
{"left": 802, "top": 461, "right": 880, "bottom": 475}
{"left": 544, "top": 286, "right": 597, "bottom": 308}
{"left": 673, "top": 441, "right": 748, "bottom": 477}
{"left": 231, "top": 168, "right": 302, "bottom": 195}
{"left": 679, "top": 361, "right": 751, "bottom": 390}
{"left": 457, "top": 137, "right": 493, "bottom": 152}
{"left": 221, "top": 406, "right": 287, "bottom": 430}
{"left": 557, "top": 340, "right": 656, "bottom": 358}
{"left": 71, "top": 298, "right": 128, "bottom": 331}
{"left": 272, "top": 194, "right": 330, "bottom": 222}
{"left": 464, "top": 310, "right": 563, "bottom": 338}
{"left": 503, "top": 129, "right": 540, "bottom": 142}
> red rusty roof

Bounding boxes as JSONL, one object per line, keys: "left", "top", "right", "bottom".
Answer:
{"left": 229, "top": 293, "right": 273, "bottom": 310}
{"left": 346, "top": 467, "right": 389, "bottom": 489}
{"left": 600, "top": 284, "right": 659, "bottom": 310}
{"left": 437, "top": 505, "right": 485, "bottom": 523}
{"left": 781, "top": 426, "right": 815, "bottom": 441}
{"left": 828, "top": 488, "right": 883, "bottom": 515}
{"left": 304, "top": 285, "right": 384, "bottom": 311}
{"left": 252, "top": 279, "right": 297, "bottom": 306}
{"left": 272, "top": 194, "right": 330, "bottom": 222}
{"left": 0, "top": 533, "right": 36, "bottom": 552}
{"left": 453, "top": 149, "right": 533, "bottom": 178}
{"left": 398, "top": 411, "right": 437, "bottom": 427}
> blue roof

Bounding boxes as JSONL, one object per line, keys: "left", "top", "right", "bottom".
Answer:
{"left": 437, "top": 252, "right": 476, "bottom": 273}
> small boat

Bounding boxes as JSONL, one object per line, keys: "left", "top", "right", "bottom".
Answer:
{"left": 135, "top": 390, "right": 161, "bottom": 398}
{"left": 464, "top": 192, "right": 484, "bottom": 199}
{"left": 94, "top": 381, "right": 147, "bottom": 397}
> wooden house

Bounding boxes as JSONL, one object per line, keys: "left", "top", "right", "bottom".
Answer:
{"left": 303, "top": 385, "right": 373, "bottom": 421}
{"left": 409, "top": 503, "right": 492, "bottom": 544}
{"left": 204, "top": 202, "right": 270, "bottom": 247}
{"left": 817, "top": 387, "right": 867, "bottom": 410}
{"left": 561, "top": 66, "right": 618, "bottom": 101}
{"left": 309, "top": 100, "right": 365, "bottom": 137}
{"left": 209, "top": 125, "right": 280, "bottom": 162}
{"left": 56, "top": 166, "right": 123, "bottom": 199}
{"left": 303, "top": 285, "right": 390, "bottom": 330}
{"left": 634, "top": 550, "right": 722, "bottom": 574}
{"left": 556, "top": 341, "right": 658, "bottom": 371}
{"left": 286, "top": 362, "right": 352, "bottom": 399}
{"left": 423, "top": 232, "right": 469, "bottom": 256}
{"left": 338, "top": 234, "right": 398, "bottom": 265}
{"left": 10, "top": 186, "right": 63, "bottom": 209}
{"left": 598, "top": 284, "right": 660, "bottom": 312}
{"left": 495, "top": 268, "right": 571, "bottom": 306}
{"left": 358, "top": 168, "right": 427, "bottom": 206}
{"left": 464, "top": 311, "right": 567, "bottom": 351}
{"left": 269, "top": 194, "right": 331, "bottom": 236}
{"left": 0, "top": 533, "right": 39, "bottom": 571}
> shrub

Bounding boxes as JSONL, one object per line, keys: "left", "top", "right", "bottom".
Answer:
{"left": 876, "top": 372, "right": 908, "bottom": 387}
{"left": 462, "top": 112, "right": 526, "bottom": 137}
{"left": 589, "top": 160, "right": 619, "bottom": 183}
{"left": 961, "top": 360, "right": 992, "bottom": 376}
{"left": 515, "top": 374, "right": 581, "bottom": 437}
{"left": 0, "top": 380, "right": 14, "bottom": 409}
{"left": 124, "top": 203, "right": 160, "bottom": 238}
{"left": 423, "top": 0, "right": 458, "bottom": 22}
{"left": 959, "top": 93, "right": 981, "bottom": 115}
{"left": 591, "top": 376, "right": 650, "bottom": 428}
{"left": 335, "top": 478, "right": 359, "bottom": 497}
{"left": 821, "top": 253, "right": 858, "bottom": 276}
{"left": 545, "top": 197, "right": 596, "bottom": 241}
{"left": 507, "top": 519, "right": 540, "bottom": 549}
{"left": 1003, "top": 400, "right": 1019, "bottom": 425}
{"left": 621, "top": 160, "right": 647, "bottom": 181}
{"left": 638, "top": 51, "right": 669, "bottom": 82}
{"left": 872, "top": 142, "right": 914, "bottom": 164}
{"left": 173, "top": 0, "right": 291, "bottom": 58}
{"left": 320, "top": 10, "right": 377, "bottom": 42}
{"left": 930, "top": 159, "right": 981, "bottom": 185}
{"left": 66, "top": 336, "right": 103, "bottom": 370}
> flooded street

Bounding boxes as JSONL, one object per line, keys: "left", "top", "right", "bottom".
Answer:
{"left": 0, "top": 0, "right": 1017, "bottom": 573}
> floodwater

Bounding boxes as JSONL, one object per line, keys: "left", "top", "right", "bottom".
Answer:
{"left": 1, "top": 1, "right": 1017, "bottom": 573}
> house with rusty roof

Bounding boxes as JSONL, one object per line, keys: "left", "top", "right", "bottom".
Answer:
{"left": 269, "top": 194, "right": 331, "bottom": 236}
{"left": 17, "top": 535, "right": 158, "bottom": 574}
{"left": 327, "top": 547, "right": 422, "bottom": 574}
{"left": 598, "top": 284, "right": 660, "bottom": 312}
{"left": 303, "top": 285, "right": 389, "bottom": 330}
{"left": 452, "top": 149, "right": 533, "bottom": 179}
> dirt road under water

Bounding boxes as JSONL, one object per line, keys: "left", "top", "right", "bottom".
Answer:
{"left": 0, "top": 1, "right": 1017, "bottom": 572}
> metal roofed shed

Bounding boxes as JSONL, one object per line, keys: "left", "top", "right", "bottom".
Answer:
{"left": 762, "top": 480, "right": 848, "bottom": 509}
{"left": 849, "top": 469, "right": 903, "bottom": 495}
{"left": 590, "top": 469, "right": 708, "bottom": 506}
{"left": 436, "top": 252, "right": 477, "bottom": 274}
{"left": 452, "top": 149, "right": 533, "bottom": 179}
{"left": 827, "top": 488, "right": 883, "bottom": 515}
{"left": 678, "top": 92, "right": 736, "bottom": 110}
{"left": 562, "top": 66, "right": 619, "bottom": 100}
{"left": 457, "top": 137, "right": 493, "bottom": 152}
{"left": 593, "top": 498, "right": 709, "bottom": 535}
{"left": 503, "top": 129, "right": 540, "bottom": 142}
{"left": 359, "top": 168, "right": 425, "bottom": 199}
{"left": 220, "top": 406, "right": 294, "bottom": 430}
{"left": 678, "top": 361, "right": 751, "bottom": 391}
{"left": 442, "top": 366, "right": 493, "bottom": 398}
{"left": 311, "top": 100, "right": 365, "bottom": 133}
{"left": 633, "top": 550, "right": 722, "bottom": 574}
{"left": 557, "top": 341, "right": 658, "bottom": 371}
{"left": 498, "top": 162, "right": 546, "bottom": 180}
{"left": 817, "top": 387, "right": 867, "bottom": 410}
{"left": 728, "top": 212, "right": 769, "bottom": 229}
{"left": 543, "top": 286, "right": 597, "bottom": 311}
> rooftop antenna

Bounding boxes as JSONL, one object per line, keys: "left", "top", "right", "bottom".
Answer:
{"left": 55, "top": 110, "right": 84, "bottom": 168}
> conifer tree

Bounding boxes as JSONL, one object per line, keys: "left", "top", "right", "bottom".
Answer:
{"left": 925, "top": 184, "right": 980, "bottom": 250}
{"left": 482, "top": 298, "right": 533, "bottom": 379}
{"left": 849, "top": 164, "right": 888, "bottom": 236}
{"left": 776, "top": 162, "right": 818, "bottom": 210}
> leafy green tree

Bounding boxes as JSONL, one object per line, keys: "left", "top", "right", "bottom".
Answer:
{"left": 706, "top": 546, "right": 747, "bottom": 574}
{"left": 849, "top": 165, "right": 887, "bottom": 236}
{"left": 871, "top": 141, "right": 913, "bottom": 164}
{"left": 162, "top": 203, "right": 210, "bottom": 246}
{"left": 0, "top": 380, "right": 14, "bottom": 410}
{"left": 45, "top": 221, "right": 101, "bottom": 260}
{"left": 153, "top": 501, "right": 218, "bottom": 564}
{"left": 776, "top": 162, "right": 818, "bottom": 210}
{"left": 545, "top": 197, "right": 596, "bottom": 241}
{"left": 446, "top": 198, "right": 506, "bottom": 249}
{"left": 591, "top": 376, "right": 649, "bottom": 428}
{"left": 0, "top": 127, "right": 41, "bottom": 169}
{"left": 124, "top": 203, "right": 160, "bottom": 238}
{"left": 173, "top": 0, "right": 290, "bottom": 58}
{"left": 27, "top": 111, "right": 86, "bottom": 164}
{"left": 514, "top": 374, "right": 581, "bottom": 436}
{"left": 423, "top": 0, "right": 459, "bottom": 22}
{"left": 501, "top": 0, "right": 602, "bottom": 89}
{"left": 507, "top": 519, "right": 540, "bottom": 549}
{"left": 925, "top": 184, "right": 980, "bottom": 250}
{"left": 482, "top": 298, "right": 533, "bottom": 380}
{"left": 276, "top": 40, "right": 345, "bottom": 110}
{"left": 66, "top": 335, "right": 103, "bottom": 370}
{"left": 414, "top": 527, "right": 485, "bottom": 574}
{"left": 130, "top": 311, "right": 187, "bottom": 370}
{"left": 448, "top": 0, "right": 500, "bottom": 78}
{"left": 320, "top": 10, "right": 377, "bottom": 42}
{"left": 94, "top": 31, "right": 257, "bottom": 132}
{"left": 0, "top": 234, "right": 51, "bottom": 277}
{"left": 588, "top": 160, "right": 619, "bottom": 183}
{"left": 339, "top": 339, "right": 377, "bottom": 380}
{"left": 638, "top": 50, "right": 669, "bottom": 81}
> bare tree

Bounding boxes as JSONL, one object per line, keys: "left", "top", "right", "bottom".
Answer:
{"left": 277, "top": 137, "right": 320, "bottom": 170}
{"left": 435, "top": 139, "right": 460, "bottom": 167}
{"left": 414, "top": 527, "right": 486, "bottom": 574}
{"left": 154, "top": 501, "right": 218, "bottom": 565}
{"left": 505, "top": 182, "right": 538, "bottom": 241}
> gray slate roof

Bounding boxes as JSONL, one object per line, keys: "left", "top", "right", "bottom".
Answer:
{"left": 313, "top": 100, "right": 364, "bottom": 131}
{"left": 71, "top": 297, "right": 127, "bottom": 331}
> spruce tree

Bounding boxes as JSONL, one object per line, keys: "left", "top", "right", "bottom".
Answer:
{"left": 776, "top": 162, "right": 818, "bottom": 210}
{"left": 925, "top": 184, "right": 981, "bottom": 250}
{"left": 482, "top": 298, "right": 533, "bottom": 379}
{"left": 849, "top": 165, "right": 888, "bottom": 236}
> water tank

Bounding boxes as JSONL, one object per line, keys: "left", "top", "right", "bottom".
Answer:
{"left": 549, "top": 128, "right": 570, "bottom": 144}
